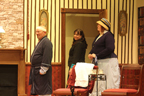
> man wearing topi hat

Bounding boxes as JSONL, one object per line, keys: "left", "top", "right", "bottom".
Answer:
{"left": 88, "top": 18, "right": 120, "bottom": 95}
{"left": 29, "top": 26, "right": 53, "bottom": 96}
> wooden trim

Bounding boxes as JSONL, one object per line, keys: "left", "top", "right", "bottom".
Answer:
{"left": 25, "top": 62, "right": 31, "bottom": 65}
{"left": 47, "top": 0, "right": 49, "bottom": 11}
{"left": 109, "top": 0, "right": 111, "bottom": 22}
{"left": 0, "top": 48, "right": 26, "bottom": 51}
{"left": 39, "top": 0, "right": 40, "bottom": 11}
{"left": 30, "top": 0, "right": 32, "bottom": 57}
{"left": 127, "top": 0, "right": 131, "bottom": 63}
{"left": 119, "top": 63, "right": 129, "bottom": 67}
{"left": 0, "top": 48, "right": 26, "bottom": 60}
{"left": 77, "top": 0, "right": 79, "bottom": 9}
{"left": 131, "top": 0, "right": 134, "bottom": 63}
{"left": 82, "top": 0, "right": 83, "bottom": 9}
{"left": 87, "top": 0, "right": 88, "bottom": 9}
{"left": 96, "top": 0, "right": 97, "bottom": 9}
{"left": 68, "top": 0, "right": 69, "bottom": 8}
{"left": 101, "top": 0, "right": 102, "bottom": 9}
{"left": 72, "top": 0, "right": 74, "bottom": 8}
{"left": 121, "top": 0, "right": 124, "bottom": 63}
{"left": 58, "top": 0, "right": 61, "bottom": 62}
{"left": 106, "top": 0, "right": 107, "bottom": 9}
{"left": 64, "top": 0, "right": 65, "bottom": 8}
{"left": 122, "top": 0, "right": 124, "bottom": 9}
{"left": 23, "top": 0, "right": 25, "bottom": 48}
{"left": 113, "top": 0, "right": 115, "bottom": 35}
{"left": 34, "top": 0, "right": 36, "bottom": 47}
{"left": 26, "top": 0, "right": 29, "bottom": 62}
{"left": 0, "top": 61, "right": 19, "bottom": 65}
{"left": 121, "top": 37, "right": 123, "bottom": 63}
{"left": 61, "top": 12, "right": 65, "bottom": 88}
{"left": 50, "top": 0, "right": 52, "bottom": 40}
{"left": 124, "top": 0, "right": 128, "bottom": 63}
{"left": 52, "top": 62, "right": 61, "bottom": 65}
{"left": 25, "top": 62, "right": 61, "bottom": 66}
{"left": 43, "top": 0, "right": 44, "bottom": 8}
{"left": 117, "top": 0, "right": 120, "bottom": 57}
{"left": 91, "top": 0, "right": 92, "bottom": 9}
{"left": 61, "top": 8, "right": 105, "bottom": 14}
{"left": 54, "top": 0, "right": 56, "bottom": 62}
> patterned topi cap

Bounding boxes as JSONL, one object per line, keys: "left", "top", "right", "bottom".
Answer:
{"left": 96, "top": 18, "right": 111, "bottom": 31}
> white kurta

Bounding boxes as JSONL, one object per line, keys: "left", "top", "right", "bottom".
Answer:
{"left": 89, "top": 58, "right": 120, "bottom": 96}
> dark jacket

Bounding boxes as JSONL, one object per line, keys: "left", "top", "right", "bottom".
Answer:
{"left": 29, "top": 36, "right": 53, "bottom": 95}
{"left": 89, "top": 31, "right": 117, "bottom": 59}
{"left": 68, "top": 41, "right": 87, "bottom": 67}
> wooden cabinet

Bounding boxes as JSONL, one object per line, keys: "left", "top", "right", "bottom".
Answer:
{"left": 0, "top": 48, "right": 27, "bottom": 96}
{"left": 138, "top": 7, "right": 144, "bottom": 64}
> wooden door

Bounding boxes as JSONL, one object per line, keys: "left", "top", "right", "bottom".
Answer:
{"left": 99, "top": 9, "right": 107, "bottom": 20}
{"left": 61, "top": 8, "right": 107, "bottom": 88}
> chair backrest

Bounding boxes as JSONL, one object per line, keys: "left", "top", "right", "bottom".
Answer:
{"left": 67, "top": 65, "right": 98, "bottom": 93}
{"left": 67, "top": 65, "right": 76, "bottom": 88}
{"left": 141, "top": 65, "right": 144, "bottom": 96}
{"left": 120, "top": 64, "right": 143, "bottom": 90}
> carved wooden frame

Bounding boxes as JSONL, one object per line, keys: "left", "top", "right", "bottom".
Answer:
{"left": 39, "top": 9, "right": 49, "bottom": 35}
{"left": 118, "top": 10, "right": 127, "bottom": 36}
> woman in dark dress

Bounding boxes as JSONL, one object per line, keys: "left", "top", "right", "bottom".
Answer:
{"left": 88, "top": 18, "right": 120, "bottom": 96}
{"left": 68, "top": 29, "right": 87, "bottom": 75}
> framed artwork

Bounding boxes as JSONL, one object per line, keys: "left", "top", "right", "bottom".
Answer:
{"left": 39, "top": 9, "right": 49, "bottom": 35}
{"left": 118, "top": 10, "right": 127, "bottom": 36}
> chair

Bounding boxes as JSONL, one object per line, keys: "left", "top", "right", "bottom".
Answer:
{"left": 53, "top": 65, "right": 98, "bottom": 96}
{"left": 101, "top": 64, "right": 143, "bottom": 96}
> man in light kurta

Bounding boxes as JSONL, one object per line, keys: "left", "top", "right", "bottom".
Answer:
{"left": 29, "top": 26, "right": 53, "bottom": 96}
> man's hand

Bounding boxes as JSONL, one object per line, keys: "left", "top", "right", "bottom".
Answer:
{"left": 39, "top": 70, "right": 46, "bottom": 75}
{"left": 39, "top": 66, "right": 49, "bottom": 75}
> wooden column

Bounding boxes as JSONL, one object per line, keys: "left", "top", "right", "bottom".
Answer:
{"left": 0, "top": 48, "right": 27, "bottom": 96}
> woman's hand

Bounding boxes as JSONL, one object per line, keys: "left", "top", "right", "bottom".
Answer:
{"left": 69, "top": 68, "right": 72, "bottom": 75}
{"left": 88, "top": 54, "right": 93, "bottom": 60}
{"left": 88, "top": 54, "right": 96, "bottom": 60}
{"left": 92, "top": 53, "right": 96, "bottom": 58}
